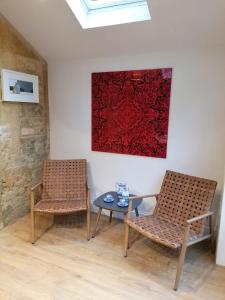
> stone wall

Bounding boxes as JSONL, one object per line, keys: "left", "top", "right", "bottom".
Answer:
{"left": 0, "top": 14, "right": 49, "bottom": 228}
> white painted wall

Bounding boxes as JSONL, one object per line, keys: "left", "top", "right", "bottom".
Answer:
{"left": 48, "top": 50, "right": 225, "bottom": 234}
{"left": 216, "top": 176, "right": 225, "bottom": 266}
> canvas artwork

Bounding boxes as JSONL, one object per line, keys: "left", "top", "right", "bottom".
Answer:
{"left": 1, "top": 69, "right": 39, "bottom": 103}
{"left": 92, "top": 68, "right": 172, "bottom": 158}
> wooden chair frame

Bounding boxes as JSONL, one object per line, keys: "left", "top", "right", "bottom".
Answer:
{"left": 124, "top": 194, "right": 214, "bottom": 291}
{"left": 30, "top": 181, "right": 91, "bottom": 244}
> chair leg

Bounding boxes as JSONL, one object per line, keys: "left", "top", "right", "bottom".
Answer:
{"left": 174, "top": 225, "right": 190, "bottom": 291}
{"left": 124, "top": 220, "right": 130, "bottom": 257}
{"left": 209, "top": 215, "right": 215, "bottom": 253}
{"left": 87, "top": 209, "right": 91, "bottom": 241}
{"left": 31, "top": 210, "right": 35, "bottom": 244}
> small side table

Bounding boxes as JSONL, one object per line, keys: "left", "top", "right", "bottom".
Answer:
{"left": 92, "top": 191, "right": 142, "bottom": 238}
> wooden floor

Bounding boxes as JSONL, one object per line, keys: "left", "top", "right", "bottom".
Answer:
{"left": 0, "top": 213, "right": 225, "bottom": 300}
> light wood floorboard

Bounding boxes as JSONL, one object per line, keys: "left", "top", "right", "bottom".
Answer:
{"left": 0, "top": 213, "right": 224, "bottom": 300}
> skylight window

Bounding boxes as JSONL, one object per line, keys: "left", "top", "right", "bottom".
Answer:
{"left": 66, "top": 0, "right": 151, "bottom": 29}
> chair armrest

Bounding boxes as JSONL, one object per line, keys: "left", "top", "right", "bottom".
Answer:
{"left": 186, "top": 212, "right": 213, "bottom": 225}
{"left": 127, "top": 194, "right": 158, "bottom": 220}
{"left": 86, "top": 180, "right": 91, "bottom": 209}
{"left": 128, "top": 194, "right": 158, "bottom": 201}
{"left": 30, "top": 182, "right": 42, "bottom": 209}
{"left": 31, "top": 182, "right": 42, "bottom": 192}
{"left": 183, "top": 212, "right": 214, "bottom": 248}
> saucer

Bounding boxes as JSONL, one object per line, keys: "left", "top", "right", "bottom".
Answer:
{"left": 103, "top": 195, "right": 114, "bottom": 203}
{"left": 117, "top": 201, "right": 128, "bottom": 207}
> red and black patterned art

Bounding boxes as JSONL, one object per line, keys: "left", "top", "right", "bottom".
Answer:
{"left": 92, "top": 68, "right": 172, "bottom": 158}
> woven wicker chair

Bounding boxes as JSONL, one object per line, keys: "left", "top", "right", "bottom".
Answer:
{"left": 30, "top": 159, "right": 90, "bottom": 243}
{"left": 124, "top": 170, "right": 217, "bottom": 290}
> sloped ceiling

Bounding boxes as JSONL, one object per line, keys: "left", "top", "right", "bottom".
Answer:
{"left": 0, "top": 0, "right": 225, "bottom": 61}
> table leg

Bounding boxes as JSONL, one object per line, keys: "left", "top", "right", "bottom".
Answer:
{"left": 92, "top": 207, "right": 102, "bottom": 238}
{"left": 123, "top": 213, "right": 130, "bottom": 249}
{"left": 135, "top": 207, "right": 139, "bottom": 217}
{"left": 109, "top": 210, "right": 113, "bottom": 223}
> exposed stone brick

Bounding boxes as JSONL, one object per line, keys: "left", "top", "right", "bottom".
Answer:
{"left": 0, "top": 14, "right": 49, "bottom": 227}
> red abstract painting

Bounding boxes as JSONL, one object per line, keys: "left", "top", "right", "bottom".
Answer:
{"left": 92, "top": 68, "right": 172, "bottom": 158}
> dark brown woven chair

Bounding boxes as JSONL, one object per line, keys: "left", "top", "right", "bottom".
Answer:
{"left": 124, "top": 170, "right": 217, "bottom": 290}
{"left": 30, "top": 159, "right": 90, "bottom": 243}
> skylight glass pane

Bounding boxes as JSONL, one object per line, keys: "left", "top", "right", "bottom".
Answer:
{"left": 84, "top": 0, "right": 144, "bottom": 10}
{"left": 66, "top": 0, "right": 151, "bottom": 29}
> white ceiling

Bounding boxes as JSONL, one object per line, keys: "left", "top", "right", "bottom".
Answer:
{"left": 1, "top": 0, "right": 225, "bottom": 61}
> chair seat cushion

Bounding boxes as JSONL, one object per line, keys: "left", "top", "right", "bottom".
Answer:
{"left": 34, "top": 200, "right": 87, "bottom": 214}
{"left": 127, "top": 215, "right": 198, "bottom": 249}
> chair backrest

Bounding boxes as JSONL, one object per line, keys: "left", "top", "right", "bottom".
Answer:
{"left": 155, "top": 170, "right": 217, "bottom": 234}
{"left": 42, "top": 160, "right": 87, "bottom": 205}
